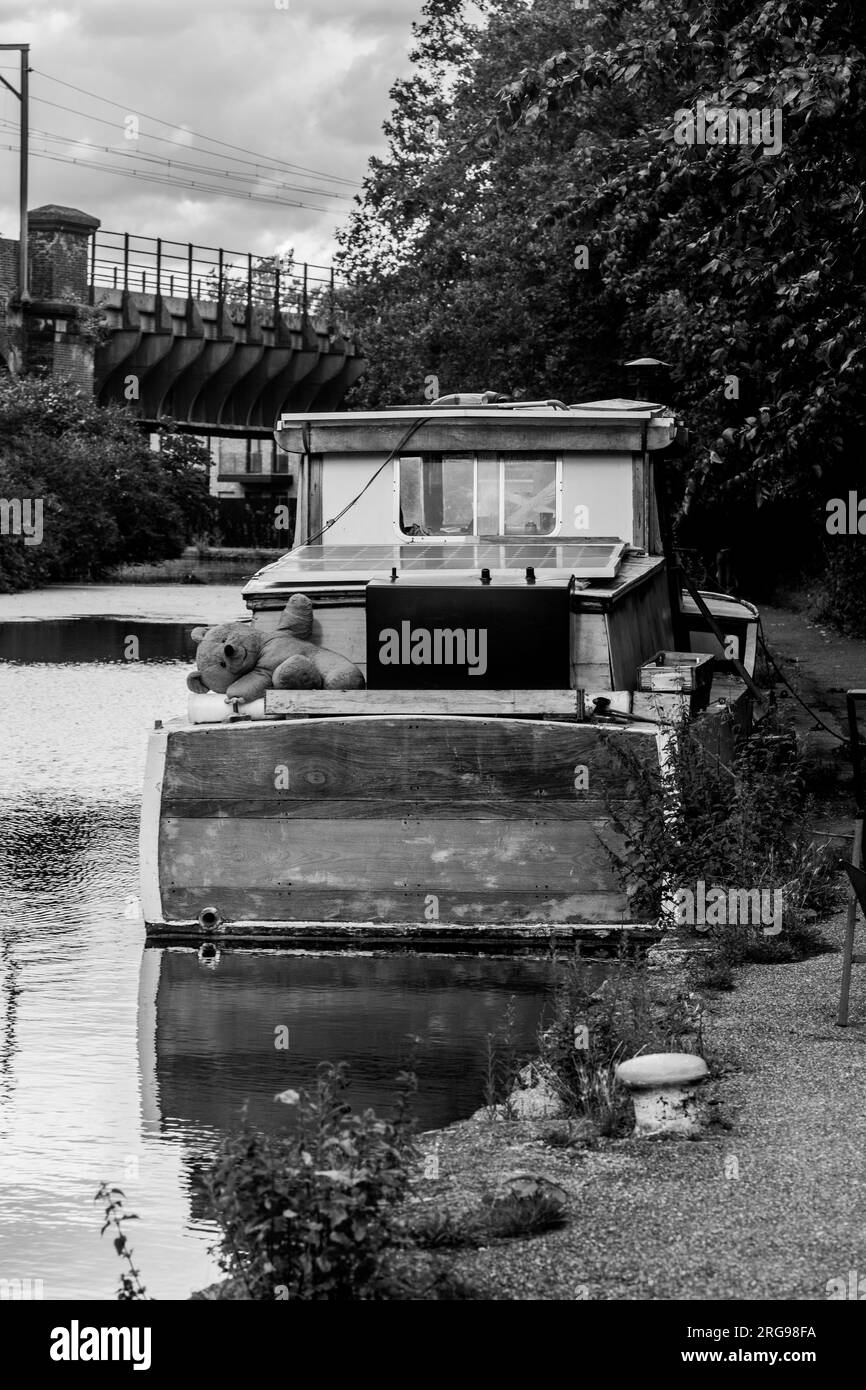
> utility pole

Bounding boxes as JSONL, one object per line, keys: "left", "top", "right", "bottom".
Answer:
{"left": 0, "top": 43, "right": 30, "bottom": 302}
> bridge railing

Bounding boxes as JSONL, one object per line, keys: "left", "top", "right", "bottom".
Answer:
{"left": 88, "top": 230, "right": 346, "bottom": 322}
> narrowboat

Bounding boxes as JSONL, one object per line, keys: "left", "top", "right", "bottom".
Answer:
{"left": 139, "top": 392, "right": 759, "bottom": 947}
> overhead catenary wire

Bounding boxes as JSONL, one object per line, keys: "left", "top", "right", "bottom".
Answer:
{"left": 0, "top": 119, "right": 352, "bottom": 201}
{"left": 28, "top": 68, "right": 362, "bottom": 188}
{"left": 22, "top": 92, "right": 360, "bottom": 189}
{"left": 0, "top": 142, "right": 338, "bottom": 213}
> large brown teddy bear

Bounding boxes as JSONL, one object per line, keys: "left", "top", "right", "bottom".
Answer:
{"left": 187, "top": 593, "right": 365, "bottom": 702}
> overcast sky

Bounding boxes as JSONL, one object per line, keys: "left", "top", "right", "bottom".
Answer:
{"left": 0, "top": 0, "right": 426, "bottom": 274}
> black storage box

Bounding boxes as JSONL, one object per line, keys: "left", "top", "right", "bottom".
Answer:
{"left": 365, "top": 574, "right": 572, "bottom": 689}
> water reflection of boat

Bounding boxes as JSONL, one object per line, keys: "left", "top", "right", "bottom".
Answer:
{"left": 136, "top": 947, "right": 597, "bottom": 1135}
{"left": 141, "top": 392, "right": 758, "bottom": 945}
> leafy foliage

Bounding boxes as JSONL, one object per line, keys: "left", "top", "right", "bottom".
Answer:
{"left": 408, "top": 1189, "right": 567, "bottom": 1245}
{"left": 337, "top": 0, "right": 866, "bottom": 592}
{"left": 482, "top": 992, "right": 524, "bottom": 1115}
{"left": 199, "top": 253, "right": 347, "bottom": 333}
{"left": 205, "top": 1062, "right": 418, "bottom": 1301}
{"left": 537, "top": 952, "right": 702, "bottom": 1131}
{"left": 337, "top": 0, "right": 628, "bottom": 408}
{"left": 95, "top": 1184, "right": 148, "bottom": 1301}
{"left": 812, "top": 541, "right": 866, "bottom": 638}
{"left": 603, "top": 706, "right": 838, "bottom": 959}
{"left": 0, "top": 375, "right": 216, "bottom": 591}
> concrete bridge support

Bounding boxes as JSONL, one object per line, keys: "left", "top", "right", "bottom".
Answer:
{"left": 93, "top": 289, "right": 364, "bottom": 425}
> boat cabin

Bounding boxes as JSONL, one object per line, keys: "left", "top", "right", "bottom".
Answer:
{"left": 243, "top": 396, "right": 681, "bottom": 695}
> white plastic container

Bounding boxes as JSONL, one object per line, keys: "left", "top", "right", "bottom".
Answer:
{"left": 187, "top": 692, "right": 268, "bottom": 724}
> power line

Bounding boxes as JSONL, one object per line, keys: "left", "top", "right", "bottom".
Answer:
{"left": 23, "top": 92, "right": 358, "bottom": 195}
{"left": 0, "top": 142, "right": 339, "bottom": 213}
{"left": 0, "top": 63, "right": 363, "bottom": 191}
{"left": 31, "top": 68, "right": 363, "bottom": 189}
{"left": 0, "top": 117, "right": 352, "bottom": 201}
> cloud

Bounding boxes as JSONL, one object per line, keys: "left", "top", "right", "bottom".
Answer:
{"left": 0, "top": 0, "right": 426, "bottom": 264}
{"left": 317, "top": 34, "right": 412, "bottom": 145}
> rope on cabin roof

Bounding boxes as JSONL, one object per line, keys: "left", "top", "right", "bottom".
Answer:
{"left": 301, "top": 415, "right": 435, "bottom": 547}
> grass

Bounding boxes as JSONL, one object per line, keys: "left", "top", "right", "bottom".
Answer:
{"left": 533, "top": 947, "right": 707, "bottom": 1134}
{"left": 406, "top": 1210, "right": 484, "bottom": 1249}
{"left": 481, "top": 993, "right": 523, "bottom": 1119}
{"left": 481, "top": 1191, "right": 568, "bottom": 1238}
{"left": 409, "top": 1190, "right": 568, "bottom": 1248}
{"left": 541, "top": 1120, "right": 594, "bottom": 1149}
{"left": 692, "top": 952, "right": 736, "bottom": 992}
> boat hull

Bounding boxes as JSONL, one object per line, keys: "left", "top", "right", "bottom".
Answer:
{"left": 141, "top": 712, "right": 664, "bottom": 945}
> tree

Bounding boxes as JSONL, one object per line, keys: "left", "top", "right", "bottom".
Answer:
{"left": 202, "top": 253, "right": 341, "bottom": 329}
{"left": 336, "top": 0, "right": 675, "bottom": 407}
{"left": 0, "top": 376, "right": 215, "bottom": 592}
{"left": 337, "top": 0, "right": 866, "bottom": 600}
{"left": 499, "top": 0, "right": 866, "bottom": 593}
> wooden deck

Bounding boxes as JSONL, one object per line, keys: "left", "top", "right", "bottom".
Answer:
{"left": 264, "top": 689, "right": 586, "bottom": 719}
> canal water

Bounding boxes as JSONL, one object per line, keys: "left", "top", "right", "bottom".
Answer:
{"left": 0, "top": 586, "right": 609, "bottom": 1300}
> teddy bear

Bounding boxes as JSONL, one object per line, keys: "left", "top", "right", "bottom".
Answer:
{"left": 187, "top": 593, "right": 365, "bottom": 702}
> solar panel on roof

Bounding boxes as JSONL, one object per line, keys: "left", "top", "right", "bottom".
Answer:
{"left": 254, "top": 540, "right": 627, "bottom": 584}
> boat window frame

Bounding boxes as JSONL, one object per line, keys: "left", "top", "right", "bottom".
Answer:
{"left": 393, "top": 451, "right": 563, "bottom": 543}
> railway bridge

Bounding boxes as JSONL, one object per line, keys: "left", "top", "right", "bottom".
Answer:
{"left": 0, "top": 204, "right": 366, "bottom": 525}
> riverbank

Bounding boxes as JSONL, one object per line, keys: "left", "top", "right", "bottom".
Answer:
{"left": 108, "top": 545, "right": 284, "bottom": 586}
{"left": 409, "top": 902, "right": 864, "bottom": 1300}
{"left": 193, "top": 914, "right": 862, "bottom": 1301}
{"left": 402, "top": 604, "right": 866, "bottom": 1301}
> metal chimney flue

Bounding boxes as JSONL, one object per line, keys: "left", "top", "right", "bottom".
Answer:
{"left": 623, "top": 357, "right": 671, "bottom": 405}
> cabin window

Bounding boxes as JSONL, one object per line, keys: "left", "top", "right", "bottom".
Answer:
{"left": 397, "top": 454, "right": 559, "bottom": 538}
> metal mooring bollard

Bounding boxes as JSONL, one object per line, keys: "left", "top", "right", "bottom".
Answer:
{"left": 615, "top": 1052, "right": 709, "bottom": 1136}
